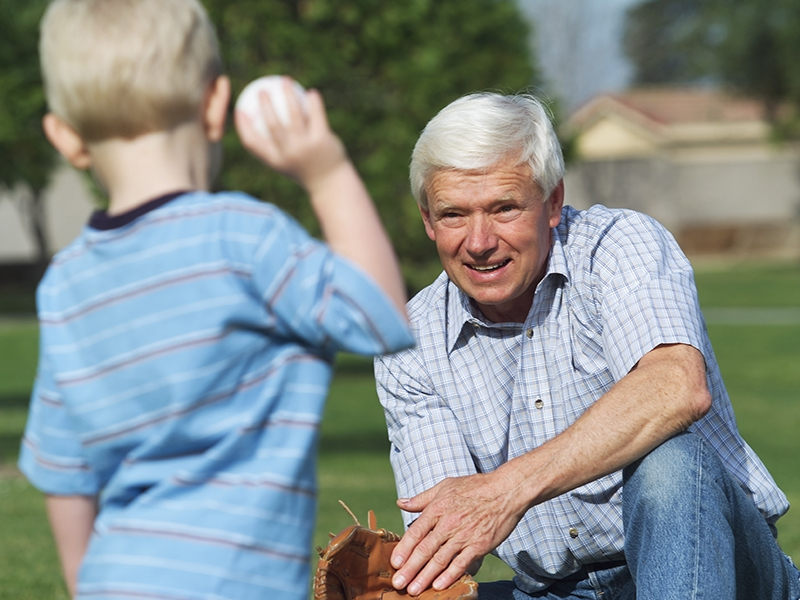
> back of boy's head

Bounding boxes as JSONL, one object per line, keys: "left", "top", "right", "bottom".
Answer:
{"left": 40, "top": 0, "right": 223, "bottom": 143}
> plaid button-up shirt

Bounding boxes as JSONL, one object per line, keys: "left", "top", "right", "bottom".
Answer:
{"left": 375, "top": 204, "right": 788, "bottom": 593}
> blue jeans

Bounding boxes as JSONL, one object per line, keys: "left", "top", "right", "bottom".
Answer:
{"left": 479, "top": 433, "right": 800, "bottom": 600}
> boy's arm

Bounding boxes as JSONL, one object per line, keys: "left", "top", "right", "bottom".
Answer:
{"left": 235, "top": 79, "right": 407, "bottom": 315}
{"left": 45, "top": 494, "right": 97, "bottom": 597}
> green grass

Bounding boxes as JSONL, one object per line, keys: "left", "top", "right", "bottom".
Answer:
{"left": 0, "top": 260, "right": 798, "bottom": 595}
{"left": 693, "top": 259, "right": 800, "bottom": 307}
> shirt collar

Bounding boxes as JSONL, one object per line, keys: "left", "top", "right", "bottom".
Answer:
{"left": 88, "top": 190, "right": 192, "bottom": 231}
{"left": 444, "top": 227, "right": 570, "bottom": 353}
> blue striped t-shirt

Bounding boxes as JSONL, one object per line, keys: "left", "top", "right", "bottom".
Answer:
{"left": 20, "top": 190, "right": 414, "bottom": 600}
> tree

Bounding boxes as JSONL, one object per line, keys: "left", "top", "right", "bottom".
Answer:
{"left": 624, "top": 0, "right": 800, "bottom": 122}
{"left": 0, "top": 0, "right": 538, "bottom": 290}
{"left": 0, "top": 0, "right": 56, "bottom": 267}
{"left": 205, "top": 0, "right": 538, "bottom": 292}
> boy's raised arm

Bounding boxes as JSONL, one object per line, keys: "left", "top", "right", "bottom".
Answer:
{"left": 234, "top": 79, "right": 407, "bottom": 316}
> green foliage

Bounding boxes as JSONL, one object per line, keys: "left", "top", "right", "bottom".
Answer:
{"left": 204, "top": 0, "right": 538, "bottom": 293}
{"left": 0, "top": 0, "right": 54, "bottom": 192}
{"left": 624, "top": 0, "right": 800, "bottom": 121}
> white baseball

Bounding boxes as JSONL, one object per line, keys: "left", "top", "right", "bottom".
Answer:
{"left": 235, "top": 75, "right": 308, "bottom": 137}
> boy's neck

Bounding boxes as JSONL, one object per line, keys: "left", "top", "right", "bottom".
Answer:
{"left": 89, "top": 122, "right": 219, "bottom": 215}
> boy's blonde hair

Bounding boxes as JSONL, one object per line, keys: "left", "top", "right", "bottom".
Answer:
{"left": 40, "top": 0, "right": 223, "bottom": 142}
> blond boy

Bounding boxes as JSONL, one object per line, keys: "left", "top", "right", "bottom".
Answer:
{"left": 20, "top": 1, "right": 412, "bottom": 598}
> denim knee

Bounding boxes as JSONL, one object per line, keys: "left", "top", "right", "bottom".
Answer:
{"left": 622, "top": 431, "right": 713, "bottom": 516}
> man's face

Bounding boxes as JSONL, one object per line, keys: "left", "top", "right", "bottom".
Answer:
{"left": 420, "top": 157, "right": 563, "bottom": 323}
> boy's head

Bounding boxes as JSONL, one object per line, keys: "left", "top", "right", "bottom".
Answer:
{"left": 40, "top": 0, "right": 223, "bottom": 143}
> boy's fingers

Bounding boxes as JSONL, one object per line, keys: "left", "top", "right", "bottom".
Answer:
{"left": 282, "top": 78, "right": 308, "bottom": 128}
{"left": 234, "top": 110, "right": 257, "bottom": 145}
{"left": 235, "top": 110, "right": 278, "bottom": 162}
{"left": 257, "top": 90, "right": 287, "bottom": 141}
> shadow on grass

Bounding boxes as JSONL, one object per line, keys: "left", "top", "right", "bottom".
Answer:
{"left": 0, "top": 432, "right": 23, "bottom": 466}
{"left": 319, "top": 431, "right": 390, "bottom": 454}
{"left": 0, "top": 393, "right": 30, "bottom": 409}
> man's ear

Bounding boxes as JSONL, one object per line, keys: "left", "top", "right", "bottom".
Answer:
{"left": 42, "top": 113, "right": 92, "bottom": 170}
{"left": 419, "top": 205, "right": 436, "bottom": 242}
{"left": 546, "top": 179, "right": 565, "bottom": 228}
{"left": 204, "top": 75, "right": 231, "bottom": 143}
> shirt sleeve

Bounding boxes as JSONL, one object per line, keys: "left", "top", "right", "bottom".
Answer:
{"left": 591, "top": 211, "right": 707, "bottom": 380}
{"left": 18, "top": 353, "right": 100, "bottom": 496}
{"left": 247, "top": 207, "right": 414, "bottom": 356}
{"left": 375, "top": 346, "right": 477, "bottom": 528}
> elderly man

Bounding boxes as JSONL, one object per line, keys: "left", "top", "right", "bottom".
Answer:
{"left": 374, "top": 92, "right": 799, "bottom": 600}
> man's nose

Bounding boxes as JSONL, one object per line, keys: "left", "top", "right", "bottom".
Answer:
{"left": 464, "top": 214, "right": 498, "bottom": 256}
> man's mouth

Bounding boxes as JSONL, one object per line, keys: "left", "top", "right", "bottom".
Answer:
{"left": 468, "top": 259, "right": 510, "bottom": 272}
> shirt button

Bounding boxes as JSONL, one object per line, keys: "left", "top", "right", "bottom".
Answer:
{"left": 526, "top": 328, "right": 533, "bottom": 338}
{"left": 569, "top": 527, "right": 579, "bottom": 539}
{"left": 534, "top": 399, "right": 544, "bottom": 409}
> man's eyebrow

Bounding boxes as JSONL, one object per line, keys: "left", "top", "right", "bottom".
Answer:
{"left": 431, "top": 200, "right": 460, "bottom": 213}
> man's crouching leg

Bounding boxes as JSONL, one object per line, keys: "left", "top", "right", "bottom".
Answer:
{"left": 622, "top": 431, "right": 800, "bottom": 600}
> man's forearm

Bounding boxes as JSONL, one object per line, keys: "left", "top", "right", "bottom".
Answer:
{"left": 500, "top": 343, "right": 712, "bottom": 509}
{"left": 46, "top": 494, "right": 97, "bottom": 597}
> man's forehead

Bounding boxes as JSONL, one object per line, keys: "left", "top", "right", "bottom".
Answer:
{"left": 426, "top": 162, "right": 537, "bottom": 203}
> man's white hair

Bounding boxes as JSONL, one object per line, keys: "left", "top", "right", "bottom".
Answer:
{"left": 410, "top": 93, "right": 565, "bottom": 210}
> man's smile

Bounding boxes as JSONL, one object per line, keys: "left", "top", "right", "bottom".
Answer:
{"left": 468, "top": 259, "right": 510, "bottom": 272}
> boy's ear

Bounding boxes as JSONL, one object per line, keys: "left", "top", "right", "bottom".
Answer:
{"left": 204, "top": 75, "right": 231, "bottom": 143}
{"left": 42, "top": 113, "right": 93, "bottom": 170}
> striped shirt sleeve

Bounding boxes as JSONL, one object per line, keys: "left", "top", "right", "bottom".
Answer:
{"left": 375, "top": 344, "right": 477, "bottom": 527}
{"left": 248, "top": 209, "right": 413, "bottom": 356}
{"left": 20, "top": 354, "right": 100, "bottom": 495}
{"left": 591, "top": 211, "right": 706, "bottom": 380}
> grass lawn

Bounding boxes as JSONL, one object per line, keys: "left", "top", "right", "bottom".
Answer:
{"left": 0, "top": 259, "right": 797, "bottom": 596}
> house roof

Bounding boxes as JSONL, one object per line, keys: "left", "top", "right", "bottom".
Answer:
{"left": 569, "top": 87, "right": 767, "bottom": 132}
{"left": 565, "top": 87, "right": 777, "bottom": 159}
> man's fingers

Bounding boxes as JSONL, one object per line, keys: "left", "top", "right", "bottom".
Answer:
{"left": 397, "top": 483, "right": 437, "bottom": 514}
{"left": 390, "top": 512, "right": 433, "bottom": 571}
{"left": 391, "top": 484, "right": 441, "bottom": 569}
{"left": 391, "top": 534, "right": 446, "bottom": 593}
{"left": 432, "top": 551, "right": 479, "bottom": 591}
{"left": 405, "top": 540, "right": 474, "bottom": 596}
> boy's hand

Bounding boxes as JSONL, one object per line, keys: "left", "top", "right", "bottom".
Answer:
{"left": 236, "top": 77, "right": 409, "bottom": 316}
{"left": 235, "top": 78, "right": 348, "bottom": 195}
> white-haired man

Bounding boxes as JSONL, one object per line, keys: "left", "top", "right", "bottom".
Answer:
{"left": 375, "top": 92, "right": 799, "bottom": 600}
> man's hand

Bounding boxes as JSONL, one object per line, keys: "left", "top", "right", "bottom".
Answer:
{"left": 390, "top": 471, "right": 527, "bottom": 596}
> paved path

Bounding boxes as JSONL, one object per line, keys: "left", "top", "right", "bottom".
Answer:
{"left": 702, "top": 307, "right": 800, "bottom": 325}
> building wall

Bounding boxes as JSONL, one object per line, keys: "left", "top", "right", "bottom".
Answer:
{"left": 673, "top": 154, "right": 800, "bottom": 224}
{"left": 0, "top": 164, "right": 95, "bottom": 265}
{"left": 564, "top": 154, "right": 800, "bottom": 257}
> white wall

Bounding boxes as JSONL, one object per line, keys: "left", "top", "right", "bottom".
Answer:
{"left": 0, "top": 164, "right": 95, "bottom": 263}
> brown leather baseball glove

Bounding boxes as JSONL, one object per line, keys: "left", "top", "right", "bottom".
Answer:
{"left": 314, "top": 501, "right": 479, "bottom": 600}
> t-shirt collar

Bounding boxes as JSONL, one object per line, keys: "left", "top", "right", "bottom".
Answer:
{"left": 88, "top": 190, "right": 192, "bottom": 231}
